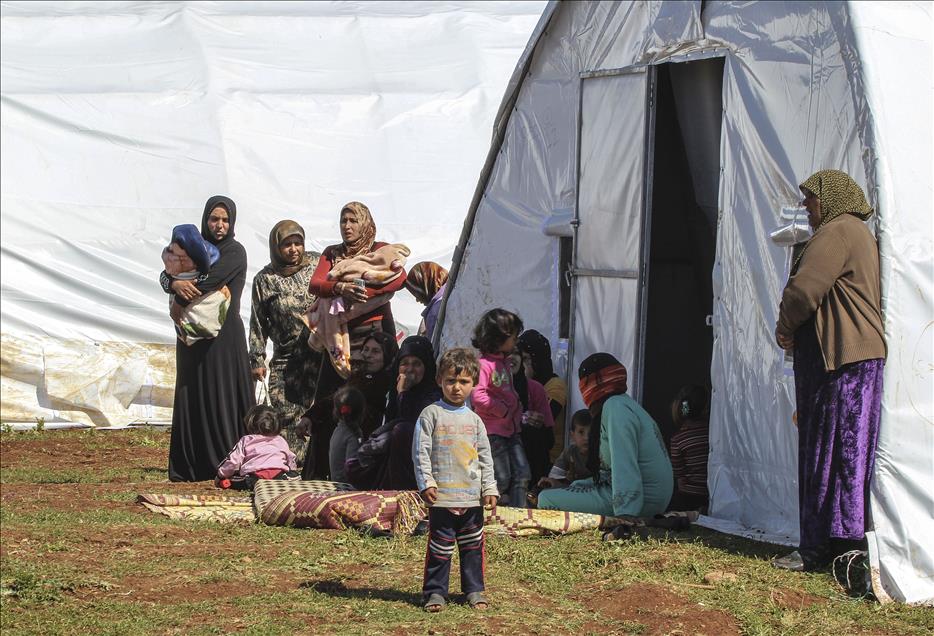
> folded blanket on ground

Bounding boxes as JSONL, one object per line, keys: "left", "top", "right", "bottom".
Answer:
{"left": 138, "top": 481, "right": 638, "bottom": 537}
{"left": 137, "top": 493, "right": 254, "bottom": 524}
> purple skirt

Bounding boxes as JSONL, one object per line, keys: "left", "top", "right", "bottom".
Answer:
{"left": 793, "top": 320, "right": 884, "bottom": 552}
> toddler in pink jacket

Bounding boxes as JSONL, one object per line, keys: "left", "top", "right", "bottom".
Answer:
{"left": 470, "top": 308, "right": 530, "bottom": 506}
{"left": 216, "top": 405, "right": 297, "bottom": 490}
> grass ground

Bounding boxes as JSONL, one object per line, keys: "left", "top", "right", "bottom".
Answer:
{"left": 1, "top": 428, "right": 931, "bottom": 635}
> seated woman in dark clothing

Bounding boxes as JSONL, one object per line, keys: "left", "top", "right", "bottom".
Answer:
{"left": 301, "top": 331, "right": 397, "bottom": 480}
{"left": 347, "top": 335, "right": 441, "bottom": 490}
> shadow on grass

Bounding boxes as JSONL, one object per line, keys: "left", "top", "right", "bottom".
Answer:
{"left": 300, "top": 579, "right": 422, "bottom": 606}
{"left": 672, "top": 526, "right": 788, "bottom": 560}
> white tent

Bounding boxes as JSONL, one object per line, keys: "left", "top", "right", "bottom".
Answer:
{"left": 0, "top": 1, "right": 545, "bottom": 427}
{"left": 437, "top": 1, "right": 933, "bottom": 604}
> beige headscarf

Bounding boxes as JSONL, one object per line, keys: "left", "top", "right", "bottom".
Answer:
{"left": 792, "top": 170, "right": 874, "bottom": 272}
{"left": 334, "top": 201, "right": 377, "bottom": 264}
{"left": 269, "top": 219, "right": 312, "bottom": 277}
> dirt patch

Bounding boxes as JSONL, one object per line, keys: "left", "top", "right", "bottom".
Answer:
{"left": 111, "top": 572, "right": 304, "bottom": 604}
{"left": 0, "top": 430, "right": 171, "bottom": 476}
{"left": 0, "top": 481, "right": 219, "bottom": 519}
{"left": 579, "top": 583, "right": 741, "bottom": 636}
{"left": 770, "top": 587, "right": 827, "bottom": 610}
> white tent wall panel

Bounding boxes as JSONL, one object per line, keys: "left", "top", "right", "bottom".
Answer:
{"left": 438, "top": 0, "right": 933, "bottom": 603}
{"left": 0, "top": 1, "right": 547, "bottom": 426}
{"left": 441, "top": 1, "right": 703, "bottom": 350}
{"left": 848, "top": 1, "right": 933, "bottom": 606}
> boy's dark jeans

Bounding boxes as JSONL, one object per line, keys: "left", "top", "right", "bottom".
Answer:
{"left": 422, "top": 506, "right": 485, "bottom": 599}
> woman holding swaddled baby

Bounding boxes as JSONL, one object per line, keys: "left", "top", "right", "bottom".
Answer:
{"left": 301, "top": 201, "right": 408, "bottom": 479}
{"left": 160, "top": 196, "right": 255, "bottom": 482}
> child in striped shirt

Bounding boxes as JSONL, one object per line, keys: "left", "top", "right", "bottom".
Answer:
{"left": 667, "top": 385, "right": 710, "bottom": 513}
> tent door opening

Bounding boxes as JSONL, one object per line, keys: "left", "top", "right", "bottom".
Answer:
{"left": 640, "top": 58, "right": 724, "bottom": 438}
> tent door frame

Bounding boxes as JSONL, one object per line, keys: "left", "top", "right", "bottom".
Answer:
{"left": 567, "top": 64, "right": 657, "bottom": 405}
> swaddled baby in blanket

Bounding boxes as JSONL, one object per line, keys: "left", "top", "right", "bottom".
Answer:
{"left": 305, "top": 243, "right": 410, "bottom": 378}
{"left": 162, "top": 224, "right": 231, "bottom": 345}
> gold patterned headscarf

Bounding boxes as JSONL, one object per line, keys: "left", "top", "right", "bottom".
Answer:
{"left": 268, "top": 219, "right": 312, "bottom": 277}
{"left": 792, "top": 170, "right": 874, "bottom": 273}
{"left": 800, "top": 169, "right": 873, "bottom": 229}
{"left": 335, "top": 201, "right": 377, "bottom": 263}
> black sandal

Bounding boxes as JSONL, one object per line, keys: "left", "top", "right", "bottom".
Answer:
{"left": 424, "top": 593, "right": 446, "bottom": 612}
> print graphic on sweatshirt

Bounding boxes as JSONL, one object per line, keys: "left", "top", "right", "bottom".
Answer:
{"left": 490, "top": 368, "right": 511, "bottom": 388}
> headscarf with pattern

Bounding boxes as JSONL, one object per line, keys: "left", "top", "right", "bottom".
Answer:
{"left": 793, "top": 170, "right": 874, "bottom": 272}
{"left": 403, "top": 261, "right": 449, "bottom": 305}
{"left": 335, "top": 201, "right": 377, "bottom": 264}
{"left": 268, "top": 219, "right": 313, "bottom": 277}
{"left": 578, "top": 353, "right": 628, "bottom": 409}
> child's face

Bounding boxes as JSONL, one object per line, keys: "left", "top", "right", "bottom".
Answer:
{"left": 571, "top": 424, "right": 589, "bottom": 454}
{"left": 499, "top": 332, "right": 518, "bottom": 355}
{"left": 439, "top": 368, "right": 475, "bottom": 406}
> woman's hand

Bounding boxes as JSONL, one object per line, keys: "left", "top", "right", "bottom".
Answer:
{"left": 252, "top": 367, "right": 266, "bottom": 382}
{"left": 295, "top": 416, "right": 312, "bottom": 439}
{"left": 171, "top": 279, "right": 202, "bottom": 302}
{"left": 337, "top": 281, "right": 368, "bottom": 303}
{"left": 524, "top": 411, "right": 546, "bottom": 428}
{"left": 775, "top": 327, "right": 794, "bottom": 351}
{"left": 537, "top": 477, "right": 558, "bottom": 489}
{"left": 397, "top": 370, "right": 416, "bottom": 393}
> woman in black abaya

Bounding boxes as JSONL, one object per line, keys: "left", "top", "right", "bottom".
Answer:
{"left": 160, "top": 195, "right": 256, "bottom": 481}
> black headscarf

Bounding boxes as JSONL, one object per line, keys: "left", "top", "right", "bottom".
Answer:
{"left": 385, "top": 335, "right": 441, "bottom": 422}
{"left": 517, "top": 330, "right": 556, "bottom": 385}
{"left": 201, "top": 195, "right": 237, "bottom": 245}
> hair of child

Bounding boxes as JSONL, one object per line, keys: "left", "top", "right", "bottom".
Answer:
{"left": 437, "top": 347, "right": 480, "bottom": 383}
{"left": 332, "top": 384, "right": 367, "bottom": 430}
{"left": 244, "top": 404, "right": 282, "bottom": 436}
{"left": 471, "top": 308, "right": 524, "bottom": 354}
{"left": 671, "top": 384, "right": 710, "bottom": 428}
{"left": 570, "top": 409, "right": 592, "bottom": 432}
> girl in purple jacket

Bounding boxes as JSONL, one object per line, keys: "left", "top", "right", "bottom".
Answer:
{"left": 470, "top": 308, "right": 530, "bottom": 507}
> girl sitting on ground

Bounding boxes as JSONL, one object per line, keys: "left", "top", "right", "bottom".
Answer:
{"left": 667, "top": 385, "right": 710, "bottom": 513}
{"left": 471, "top": 308, "right": 530, "bottom": 507}
{"left": 329, "top": 385, "right": 366, "bottom": 484}
{"left": 215, "top": 405, "right": 297, "bottom": 489}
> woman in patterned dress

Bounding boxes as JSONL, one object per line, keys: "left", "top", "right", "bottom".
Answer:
{"left": 249, "top": 220, "right": 322, "bottom": 467}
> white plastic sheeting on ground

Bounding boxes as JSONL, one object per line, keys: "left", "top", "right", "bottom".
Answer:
{"left": 0, "top": 1, "right": 546, "bottom": 426}
{"left": 438, "top": 1, "right": 932, "bottom": 604}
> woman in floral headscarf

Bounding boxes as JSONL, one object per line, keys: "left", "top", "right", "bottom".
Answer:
{"left": 537, "top": 353, "right": 672, "bottom": 517}
{"left": 773, "top": 170, "right": 886, "bottom": 572}
{"left": 302, "top": 202, "right": 407, "bottom": 477}
{"left": 248, "top": 220, "right": 322, "bottom": 466}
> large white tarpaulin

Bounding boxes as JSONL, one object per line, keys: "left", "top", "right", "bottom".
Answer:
{"left": 0, "top": 1, "right": 546, "bottom": 426}
{"left": 439, "top": 1, "right": 932, "bottom": 603}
